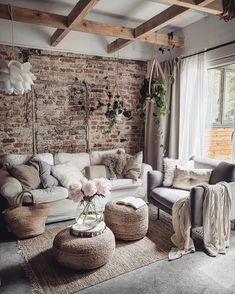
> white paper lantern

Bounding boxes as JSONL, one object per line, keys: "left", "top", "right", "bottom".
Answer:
{"left": 0, "top": 59, "right": 36, "bottom": 95}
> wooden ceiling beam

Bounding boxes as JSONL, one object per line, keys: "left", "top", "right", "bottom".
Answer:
{"left": 134, "top": 0, "right": 218, "bottom": 38}
{"left": 0, "top": 3, "right": 67, "bottom": 29}
{"left": 108, "top": 0, "right": 221, "bottom": 53}
{"left": 0, "top": 3, "right": 184, "bottom": 48}
{"left": 149, "top": 0, "right": 223, "bottom": 15}
{"left": 50, "top": 0, "right": 100, "bottom": 46}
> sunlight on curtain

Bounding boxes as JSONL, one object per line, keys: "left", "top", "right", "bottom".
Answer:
{"left": 179, "top": 53, "right": 208, "bottom": 160}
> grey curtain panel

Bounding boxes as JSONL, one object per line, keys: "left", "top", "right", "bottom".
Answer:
{"left": 144, "top": 60, "right": 180, "bottom": 171}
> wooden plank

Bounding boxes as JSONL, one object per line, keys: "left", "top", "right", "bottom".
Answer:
{"left": 71, "top": 20, "right": 135, "bottom": 39}
{"left": 107, "top": 33, "right": 184, "bottom": 53}
{"left": 150, "top": 0, "right": 223, "bottom": 15}
{"left": 108, "top": 0, "right": 219, "bottom": 53}
{"left": 0, "top": 3, "right": 67, "bottom": 29}
{"left": 0, "top": 4, "right": 184, "bottom": 48}
{"left": 51, "top": 0, "right": 100, "bottom": 46}
{"left": 135, "top": 0, "right": 217, "bottom": 38}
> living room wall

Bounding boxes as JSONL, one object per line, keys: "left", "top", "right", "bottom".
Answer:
{"left": 0, "top": 45, "right": 146, "bottom": 155}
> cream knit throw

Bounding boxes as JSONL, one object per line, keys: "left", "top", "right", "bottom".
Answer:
{"left": 169, "top": 182, "right": 231, "bottom": 260}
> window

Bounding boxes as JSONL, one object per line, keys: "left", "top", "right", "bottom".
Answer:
{"left": 208, "top": 66, "right": 235, "bottom": 127}
{"left": 205, "top": 64, "right": 235, "bottom": 161}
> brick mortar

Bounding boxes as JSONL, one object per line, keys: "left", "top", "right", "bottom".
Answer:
{"left": 0, "top": 45, "right": 146, "bottom": 155}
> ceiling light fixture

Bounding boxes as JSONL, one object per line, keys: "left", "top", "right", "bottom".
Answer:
{"left": 0, "top": 5, "right": 36, "bottom": 95}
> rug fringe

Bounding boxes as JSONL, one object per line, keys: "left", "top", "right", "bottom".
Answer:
{"left": 17, "top": 244, "right": 44, "bottom": 294}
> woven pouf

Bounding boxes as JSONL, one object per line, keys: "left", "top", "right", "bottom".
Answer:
{"left": 104, "top": 200, "right": 149, "bottom": 241}
{"left": 52, "top": 227, "right": 115, "bottom": 270}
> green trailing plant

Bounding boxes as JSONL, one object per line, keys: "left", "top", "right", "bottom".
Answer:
{"left": 137, "top": 73, "right": 175, "bottom": 155}
{"left": 103, "top": 75, "right": 132, "bottom": 130}
{"left": 137, "top": 77, "right": 169, "bottom": 123}
{"left": 69, "top": 78, "right": 103, "bottom": 115}
{"left": 105, "top": 100, "right": 132, "bottom": 123}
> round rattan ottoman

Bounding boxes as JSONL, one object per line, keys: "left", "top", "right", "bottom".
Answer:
{"left": 104, "top": 200, "right": 149, "bottom": 241}
{"left": 52, "top": 227, "right": 115, "bottom": 270}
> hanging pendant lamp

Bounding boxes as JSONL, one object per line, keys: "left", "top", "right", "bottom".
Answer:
{"left": 0, "top": 5, "right": 36, "bottom": 95}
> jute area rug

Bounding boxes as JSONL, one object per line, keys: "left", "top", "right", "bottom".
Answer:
{"left": 18, "top": 206, "right": 173, "bottom": 294}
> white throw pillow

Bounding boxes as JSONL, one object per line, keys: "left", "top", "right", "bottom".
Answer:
{"left": 172, "top": 167, "right": 212, "bottom": 191}
{"left": 52, "top": 162, "right": 84, "bottom": 188}
{"left": 163, "top": 157, "right": 194, "bottom": 187}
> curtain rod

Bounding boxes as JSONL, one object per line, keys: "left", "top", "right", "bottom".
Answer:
{"left": 181, "top": 40, "right": 235, "bottom": 60}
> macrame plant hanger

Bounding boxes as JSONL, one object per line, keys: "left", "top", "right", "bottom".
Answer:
{"left": 83, "top": 74, "right": 91, "bottom": 153}
{"left": 148, "top": 54, "right": 166, "bottom": 98}
{"left": 112, "top": 50, "right": 122, "bottom": 102}
{"left": 82, "top": 55, "right": 91, "bottom": 152}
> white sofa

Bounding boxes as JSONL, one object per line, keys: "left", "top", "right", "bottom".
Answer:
{"left": 0, "top": 150, "right": 152, "bottom": 223}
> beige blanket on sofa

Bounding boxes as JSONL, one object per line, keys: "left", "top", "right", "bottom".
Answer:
{"left": 169, "top": 182, "right": 231, "bottom": 260}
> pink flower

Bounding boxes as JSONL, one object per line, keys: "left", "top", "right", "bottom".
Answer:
{"left": 94, "top": 178, "right": 112, "bottom": 196}
{"left": 69, "top": 183, "right": 83, "bottom": 202}
{"left": 82, "top": 180, "right": 97, "bottom": 197}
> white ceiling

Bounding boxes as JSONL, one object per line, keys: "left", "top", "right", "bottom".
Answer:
{"left": 0, "top": 0, "right": 206, "bottom": 28}
{"left": 0, "top": 0, "right": 207, "bottom": 60}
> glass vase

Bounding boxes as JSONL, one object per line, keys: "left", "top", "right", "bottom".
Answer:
{"left": 75, "top": 196, "right": 104, "bottom": 231}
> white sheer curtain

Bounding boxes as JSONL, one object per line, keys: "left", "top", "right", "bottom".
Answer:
{"left": 179, "top": 53, "right": 208, "bottom": 160}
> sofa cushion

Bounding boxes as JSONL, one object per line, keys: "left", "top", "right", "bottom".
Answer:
{"left": 0, "top": 153, "right": 53, "bottom": 167}
{"left": 209, "top": 162, "right": 235, "bottom": 184}
{"left": 102, "top": 151, "right": 127, "bottom": 179}
{"left": 172, "top": 167, "right": 212, "bottom": 191}
{"left": 90, "top": 148, "right": 125, "bottom": 165}
{"left": 163, "top": 157, "right": 194, "bottom": 187}
{"left": 110, "top": 179, "right": 142, "bottom": 191}
{"left": 25, "top": 187, "right": 69, "bottom": 204}
{"left": 150, "top": 187, "right": 189, "bottom": 209}
{"left": 7, "top": 159, "right": 41, "bottom": 190}
{"left": 123, "top": 151, "right": 143, "bottom": 180}
{"left": 38, "top": 160, "right": 59, "bottom": 188}
{"left": 54, "top": 153, "right": 90, "bottom": 171}
{"left": 52, "top": 162, "right": 84, "bottom": 188}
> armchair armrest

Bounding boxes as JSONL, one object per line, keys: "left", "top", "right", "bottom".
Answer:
{"left": 189, "top": 186, "right": 205, "bottom": 228}
{"left": 228, "top": 182, "right": 235, "bottom": 220}
{"left": 140, "top": 163, "right": 153, "bottom": 199}
{"left": 147, "top": 170, "right": 163, "bottom": 202}
{"left": 0, "top": 176, "right": 22, "bottom": 206}
{"left": 190, "top": 182, "right": 235, "bottom": 228}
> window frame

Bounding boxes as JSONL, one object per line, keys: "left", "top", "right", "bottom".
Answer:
{"left": 208, "top": 67, "right": 235, "bottom": 128}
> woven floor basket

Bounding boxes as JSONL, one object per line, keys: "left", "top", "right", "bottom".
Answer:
{"left": 2, "top": 191, "right": 49, "bottom": 239}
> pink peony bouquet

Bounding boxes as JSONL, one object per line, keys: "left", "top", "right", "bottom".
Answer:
{"left": 69, "top": 178, "right": 112, "bottom": 203}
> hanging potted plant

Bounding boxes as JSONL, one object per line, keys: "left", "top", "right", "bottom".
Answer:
{"left": 137, "top": 57, "right": 175, "bottom": 153}
{"left": 103, "top": 61, "right": 132, "bottom": 130}
{"left": 105, "top": 99, "right": 132, "bottom": 124}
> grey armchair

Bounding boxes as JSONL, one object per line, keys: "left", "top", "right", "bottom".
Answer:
{"left": 147, "top": 156, "right": 235, "bottom": 228}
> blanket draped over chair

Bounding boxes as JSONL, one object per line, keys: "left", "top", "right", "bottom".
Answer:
{"left": 169, "top": 182, "right": 231, "bottom": 260}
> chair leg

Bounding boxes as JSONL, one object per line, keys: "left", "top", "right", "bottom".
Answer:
{"left": 157, "top": 208, "right": 160, "bottom": 220}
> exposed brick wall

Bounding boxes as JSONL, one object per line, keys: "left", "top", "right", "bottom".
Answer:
{"left": 0, "top": 45, "right": 146, "bottom": 155}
